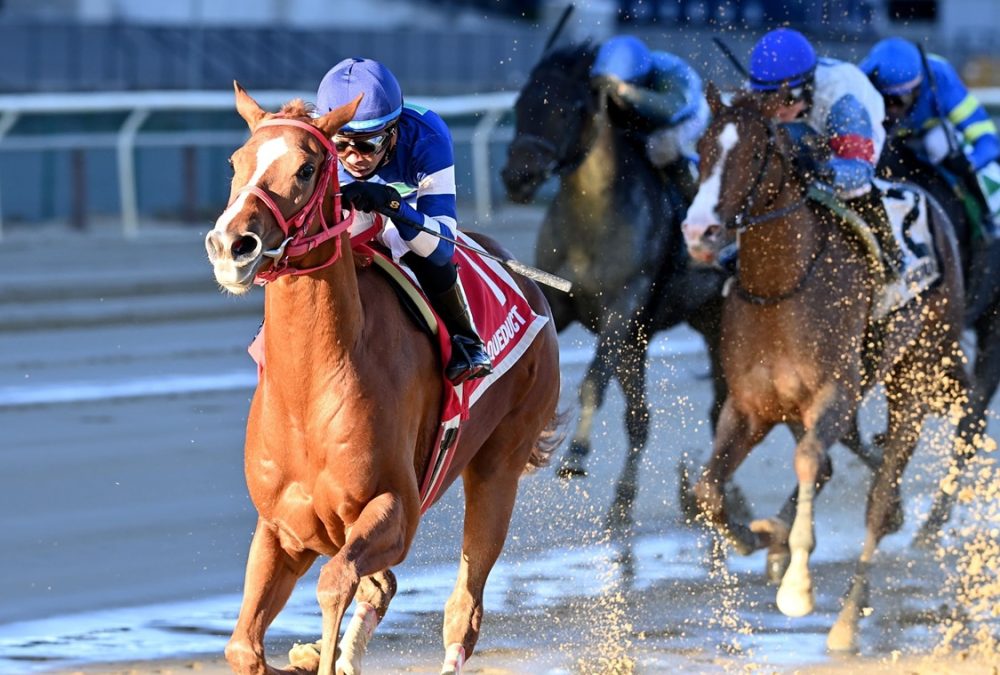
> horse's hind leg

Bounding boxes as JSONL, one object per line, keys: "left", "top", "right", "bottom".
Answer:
{"left": 332, "top": 570, "right": 398, "bottom": 675}
{"left": 226, "top": 517, "right": 318, "bottom": 675}
{"left": 828, "top": 386, "right": 926, "bottom": 651}
{"left": 441, "top": 440, "right": 527, "bottom": 674}
{"left": 916, "top": 316, "right": 998, "bottom": 545}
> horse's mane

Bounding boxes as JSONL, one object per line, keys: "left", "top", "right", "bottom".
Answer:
{"left": 278, "top": 98, "right": 315, "bottom": 119}
{"left": 532, "top": 41, "right": 596, "bottom": 82}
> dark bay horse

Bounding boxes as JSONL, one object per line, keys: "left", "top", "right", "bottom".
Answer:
{"left": 681, "top": 88, "right": 978, "bottom": 651}
{"left": 501, "top": 42, "right": 726, "bottom": 527}
{"left": 205, "top": 86, "right": 561, "bottom": 675}
{"left": 878, "top": 139, "right": 1000, "bottom": 545}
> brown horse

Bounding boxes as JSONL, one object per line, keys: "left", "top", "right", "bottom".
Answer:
{"left": 681, "top": 87, "right": 976, "bottom": 651}
{"left": 204, "top": 85, "right": 562, "bottom": 675}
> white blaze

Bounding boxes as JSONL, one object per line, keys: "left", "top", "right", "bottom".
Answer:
{"left": 213, "top": 136, "right": 290, "bottom": 232}
{"left": 683, "top": 122, "right": 739, "bottom": 229}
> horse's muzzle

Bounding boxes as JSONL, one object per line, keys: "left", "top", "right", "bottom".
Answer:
{"left": 682, "top": 221, "right": 724, "bottom": 265}
{"left": 500, "top": 163, "right": 543, "bottom": 204}
{"left": 205, "top": 229, "right": 265, "bottom": 293}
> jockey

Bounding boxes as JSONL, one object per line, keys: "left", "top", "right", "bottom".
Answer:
{"left": 590, "top": 34, "right": 709, "bottom": 198}
{"left": 860, "top": 37, "right": 1000, "bottom": 241}
{"left": 747, "top": 28, "right": 905, "bottom": 282}
{"left": 316, "top": 57, "right": 492, "bottom": 385}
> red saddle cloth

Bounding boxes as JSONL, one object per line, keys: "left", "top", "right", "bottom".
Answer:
{"left": 248, "top": 231, "right": 550, "bottom": 514}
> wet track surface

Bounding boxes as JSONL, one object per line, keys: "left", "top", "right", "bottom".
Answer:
{"left": 0, "top": 215, "right": 997, "bottom": 673}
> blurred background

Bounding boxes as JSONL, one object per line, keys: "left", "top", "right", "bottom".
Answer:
{"left": 0, "top": 0, "right": 997, "bottom": 233}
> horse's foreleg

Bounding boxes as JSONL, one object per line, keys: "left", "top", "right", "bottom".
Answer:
{"left": 557, "top": 355, "right": 613, "bottom": 478}
{"left": 829, "top": 390, "right": 925, "bottom": 651}
{"left": 334, "top": 570, "right": 397, "bottom": 675}
{"left": 315, "top": 493, "right": 408, "bottom": 675}
{"left": 441, "top": 456, "right": 522, "bottom": 674}
{"left": 606, "top": 328, "right": 651, "bottom": 531}
{"left": 226, "top": 518, "right": 317, "bottom": 675}
{"left": 777, "top": 389, "right": 849, "bottom": 619}
{"left": 694, "top": 399, "right": 771, "bottom": 555}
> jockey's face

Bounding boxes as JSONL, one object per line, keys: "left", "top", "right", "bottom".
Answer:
{"left": 335, "top": 126, "right": 395, "bottom": 178}
{"left": 758, "top": 89, "right": 807, "bottom": 123}
{"left": 884, "top": 88, "right": 917, "bottom": 122}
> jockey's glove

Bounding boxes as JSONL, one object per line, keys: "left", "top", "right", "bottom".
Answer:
{"left": 342, "top": 181, "right": 402, "bottom": 215}
{"left": 793, "top": 151, "right": 833, "bottom": 184}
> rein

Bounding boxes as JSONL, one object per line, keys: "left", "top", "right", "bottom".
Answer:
{"left": 228, "top": 117, "right": 359, "bottom": 284}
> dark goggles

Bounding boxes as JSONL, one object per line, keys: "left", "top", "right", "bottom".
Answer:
{"left": 333, "top": 131, "right": 392, "bottom": 156}
{"left": 884, "top": 92, "right": 916, "bottom": 109}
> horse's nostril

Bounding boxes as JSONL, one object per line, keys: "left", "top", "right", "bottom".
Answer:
{"left": 231, "top": 234, "right": 260, "bottom": 259}
{"left": 205, "top": 231, "right": 224, "bottom": 261}
{"left": 704, "top": 224, "right": 722, "bottom": 241}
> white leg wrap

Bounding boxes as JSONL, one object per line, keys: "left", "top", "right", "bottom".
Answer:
{"left": 441, "top": 643, "right": 466, "bottom": 674}
{"left": 335, "top": 601, "right": 378, "bottom": 675}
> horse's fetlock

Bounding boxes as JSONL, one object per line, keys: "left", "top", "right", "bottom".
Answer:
{"left": 225, "top": 639, "right": 266, "bottom": 675}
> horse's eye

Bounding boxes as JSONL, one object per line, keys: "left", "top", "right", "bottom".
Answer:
{"left": 227, "top": 158, "right": 235, "bottom": 176}
{"left": 297, "top": 163, "right": 316, "bottom": 180}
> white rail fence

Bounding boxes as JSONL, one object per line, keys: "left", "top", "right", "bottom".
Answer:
{"left": 0, "top": 87, "right": 998, "bottom": 241}
{"left": 0, "top": 90, "right": 517, "bottom": 240}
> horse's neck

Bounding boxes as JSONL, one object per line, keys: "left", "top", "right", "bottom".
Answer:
{"left": 565, "top": 119, "right": 618, "bottom": 202}
{"left": 262, "top": 233, "right": 364, "bottom": 390}
{"left": 738, "top": 184, "right": 819, "bottom": 298}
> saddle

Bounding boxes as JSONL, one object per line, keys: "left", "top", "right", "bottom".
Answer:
{"left": 810, "top": 181, "right": 942, "bottom": 320}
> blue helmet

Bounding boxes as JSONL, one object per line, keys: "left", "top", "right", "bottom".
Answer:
{"left": 748, "top": 28, "right": 817, "bottom": 92}
{"left": 592, "top": 35, "right": 653, "bottom": 83}
{"left": 859, "top": 37, "right": 923, "bottom": 96}
{"left": 316, "top": 57, "right": 403, "bottom": 133}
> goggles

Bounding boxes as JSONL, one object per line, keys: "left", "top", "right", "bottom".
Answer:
{"left": 884, "top": 91, "right": 917, "bottom": 110}
{"left": 333, "top": 130, "right": 392, "bottom": 156}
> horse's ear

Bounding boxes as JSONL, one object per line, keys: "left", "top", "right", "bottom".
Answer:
{"left": 234, "top": 81, "right": 267, "bottom": 131}
{"left": 706, "top": 82, "right": 723, "bottom": 116}
{"left": 314, "top": 94, "right": 364, "bottom": 139}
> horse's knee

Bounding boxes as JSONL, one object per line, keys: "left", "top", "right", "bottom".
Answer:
{"left": 317, "top": 559, "right": 360, "bottom": 612}
{"left": 225, "top": 638, "right": 266, "bottom": 675}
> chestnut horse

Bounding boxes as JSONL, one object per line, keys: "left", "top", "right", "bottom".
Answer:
{"left": 205, "top": 85, "right": 561, "bottom": 675}
{"left": 681, "top": 88, "right": 977, "bottom": 651}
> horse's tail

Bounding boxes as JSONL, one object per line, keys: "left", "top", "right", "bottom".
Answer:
{"left": 523, "top": 409, "right": 570, "bottom": 475}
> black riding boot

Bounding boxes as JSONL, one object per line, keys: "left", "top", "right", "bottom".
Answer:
{"left": 429, "top": 280, "right": 493, "bottom": 385}
{"left": 850, "top": 188, "right": 905, "bottom": 282}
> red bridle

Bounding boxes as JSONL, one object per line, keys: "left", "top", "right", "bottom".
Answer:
{"left": 227, "top": 117, "right": 360, "bottom": 283}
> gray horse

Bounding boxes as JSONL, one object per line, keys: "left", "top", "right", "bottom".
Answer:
{"left": 501, "top": 43, "right": 726, "bottom": 528}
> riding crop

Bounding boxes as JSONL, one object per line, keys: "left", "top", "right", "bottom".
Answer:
{"left": 376, "top": 208, "right": 573, "bottom": 293}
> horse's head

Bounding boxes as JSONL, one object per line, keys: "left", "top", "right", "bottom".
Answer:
{"left": 205, "top": 83, "right": 360, "bottom": 294}
{"left": 682, "top": 85, "right": 797, "bottom": 264}
{"left": 501, "top": 43, "right": 597, "bottom": 203}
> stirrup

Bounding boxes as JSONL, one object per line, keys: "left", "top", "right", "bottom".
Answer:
{"left": 446, "top": 335, "right": 493, "bottom": 385}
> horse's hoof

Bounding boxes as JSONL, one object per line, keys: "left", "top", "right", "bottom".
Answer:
{"left": 826, "top": 618, "right": 859, "bottom": 653}
{"left": 776, "top": 581, "right": 815, "bottom": 617}
{"left": 556, "top": 443, "right": 589, "bottom": 478}
{"left": 288, "top": 640, "right": 322, "bottom": 669}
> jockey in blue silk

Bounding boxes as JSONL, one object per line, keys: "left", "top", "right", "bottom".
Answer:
{"left": 747, "top": 28, "right": 904, "bottom": 281}
{"left": 860, "top": 37, "right": 1000, "bottom": 238}
{"left": 590, "top": 34, "right": 709, "bottom": 197}
{"left": 317, "top": 57, "right": 492, "bottom": 384}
